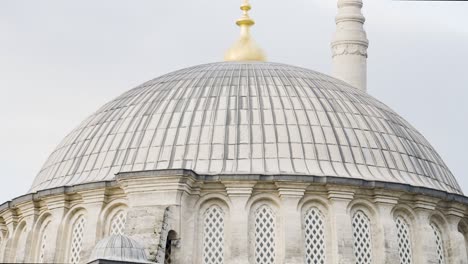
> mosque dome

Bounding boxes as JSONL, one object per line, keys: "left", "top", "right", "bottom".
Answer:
{"left": 88, "top": 235, "right": 149, "bottom": 263}
{"left": 3, "top": 1, "right": 468, "bottom": 263}
{"left": 30, "top": 61, "right": 461, "bottom": 194}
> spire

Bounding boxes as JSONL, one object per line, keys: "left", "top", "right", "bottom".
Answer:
{"left": 224, "top": 0, "right": 266, "bottom": 62}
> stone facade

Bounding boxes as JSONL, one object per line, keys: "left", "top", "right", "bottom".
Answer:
{"left": 1, "top": 169, "right": 467, "bottom": 264}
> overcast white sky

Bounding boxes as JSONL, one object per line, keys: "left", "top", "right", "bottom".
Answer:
{"left": 0, "top": 0, "right": 467, "bottom": 203}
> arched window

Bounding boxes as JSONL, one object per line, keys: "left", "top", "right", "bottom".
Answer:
{"left": 165, "top": 230, "right": 177, "bottom": 264}
{"left": 69, "top": 215, "right": 87, "bottom": 264}
{"left": 395, "top": 216, "right": 413, "bottom": 264}
{"left": 254, "top": 205, "right": 276, "bottom": 264}
{"left": 430, "top": 222, "right": 446, "bottom": 264}
{"left": 38, "top": 221, "right": 51, "bottom": 263}
{"left": 352, "top": 210, "right": 372, "bottom": 264}
{"left": 109, "top": 210, "right": 127, "bottom": 235}
{"left": 304, "top": 207, "right": 325, "bottom": 264}
{"left": 202, "top": 205, "right": 225, "bottom": 264}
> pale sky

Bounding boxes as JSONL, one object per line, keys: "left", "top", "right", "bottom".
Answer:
{"left": 0, "top": 0, "right": 467, "bottom": 203}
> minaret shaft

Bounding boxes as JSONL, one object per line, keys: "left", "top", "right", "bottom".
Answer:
{"left": 332, "top": 0, "right": 369, "bottom": 92}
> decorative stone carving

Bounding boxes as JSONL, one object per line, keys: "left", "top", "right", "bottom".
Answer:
{"left": 331, "top": 44, "right": 368, "bottom": 58}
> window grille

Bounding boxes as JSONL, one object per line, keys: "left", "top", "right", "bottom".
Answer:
{"left": 38, "top": 222, "right": 50, "bottom": 263}
{"left": 165, "top": 236, "right": 172, "bottom": 264}
{"left": 304, "top": 208, "right": 326, "bottom": 264}
{"left": 202, "top": 205, "right": 225, "bottom": 264}
{"left": 430, "top": 223, "right": 446, "bottom": 264}
{"left": 352, "top": 211, "right": 372, "bottom": 264}
{"left": 69, "top": 215, "right": 87, "bottom": 264}
{"left": 254, "top": 205, "right": 276, "bottom": 264}
{"left": 395, "top": 216, "right": 413, "bottom": 264}
{"left": 110, "top": 210, "right": 127, "bottom": 235}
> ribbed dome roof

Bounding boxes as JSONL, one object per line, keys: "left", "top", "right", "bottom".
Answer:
{"left": 89, "top": 235, "right": 149, "bottom": 263}
{"left": 30, "top": 62, "right": 461, "bottom": 194}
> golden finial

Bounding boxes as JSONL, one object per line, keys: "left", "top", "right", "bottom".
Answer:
{"left": 224, "top": 0, "right": 266, "bottom": 62}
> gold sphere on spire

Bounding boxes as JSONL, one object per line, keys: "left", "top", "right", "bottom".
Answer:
{"left": 224, "top": 0, "right": 266, "bottom": 62}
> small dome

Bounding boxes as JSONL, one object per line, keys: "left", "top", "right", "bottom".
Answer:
{"left": 89, "top": 235, "right": 149, "bottom": 263}
{"left": 30, "top": 62, "right": 461, "bottom": 194}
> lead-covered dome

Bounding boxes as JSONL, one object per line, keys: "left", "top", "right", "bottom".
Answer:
{"left": 89, "top": 235, "right": 149, "bottom": 263}
{"left": 30, "top": 62, "right": 461, "bottom": 194}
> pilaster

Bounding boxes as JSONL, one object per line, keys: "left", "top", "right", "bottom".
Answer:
{"left": 413, "top": 197, "right": 439, "bottom": 264}
{"left": 373, "top": 192, "right": 399, "bottom": 263}
{"left": 327, "top": 187, "right": 355, "bottom": 264}
{"left": 79, "top": 188, "right": 107, "bottom": 263}
{"left": 15, "top": 201, "right": 38, "bottom": 263}
{"left": 0, "top": 209, "right": 17, "bottom": 263}
{"left": 222, "top": 181, "right": 256, "bottom": 264}
{"left": 44, "top": 194, "right": 69, "bottom": 264}
{"left": 276, "top": 182, "right": 307, "bottom": 264}
{"left": 445, "top": 204, "right": 468, "bottom": 264}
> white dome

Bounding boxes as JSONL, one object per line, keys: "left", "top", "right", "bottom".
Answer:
{"left": 89, "top": 235, "right": 148, "bottom": 263}
{"left": 30, "top": 62, "right": 461, "bottom": 194}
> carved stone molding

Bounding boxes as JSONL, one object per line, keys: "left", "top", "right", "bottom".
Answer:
{"left": 332, "top": 43, "right": 368, "bottom": 58}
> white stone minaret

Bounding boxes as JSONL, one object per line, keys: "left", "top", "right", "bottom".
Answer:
{"left": 331, "top": 0, "right": 369, "bottom": 92}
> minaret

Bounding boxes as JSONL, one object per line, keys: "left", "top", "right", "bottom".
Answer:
{"left": 224, "top": 0, "right": 266, "bottom": 61}
{"left": 331, "top": 0, "right": 369, "bottom": 91}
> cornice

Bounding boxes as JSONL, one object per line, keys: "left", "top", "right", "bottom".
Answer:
{"left": 2, "top": 169, "right": 468, "bottom": 214}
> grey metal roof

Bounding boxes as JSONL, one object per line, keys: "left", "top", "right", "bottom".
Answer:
{"left": 30, "top": 62, "right": 462, "bottom": 194}
{"left": 89, "top": 235, "right": 149, "bottom": 263}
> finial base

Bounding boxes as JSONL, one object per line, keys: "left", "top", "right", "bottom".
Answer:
{"left": 224, "top": 0, "right": 266, "bottom": 62}
{"left": 224, "top": 36, "right": 266, "bottom": 62}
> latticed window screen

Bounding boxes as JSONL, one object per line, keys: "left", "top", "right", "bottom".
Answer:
{"left": 202, "top": 205, "right": 225, "bottom": 264}
{"left": 304, "top": 208, "right": 326, "bottom": 264}
{"left": 395, "top": 216, "right": 413, "bottom": 264}
{"left": 352, "top": 211, "right": 372, "bottom": 264}
{"left": 69, "top": 215, "right": 87, "bottom": 264}
{"left": 38, "top": 222, "right": 50, "bottom": 263}
{"left": 165, "top": 236, "right": 173, "bottom": 264}
{"left": 110, "top": 210, "right": 127, "bottom": 235}
{"left": 430, "top": 223, "right": 446, "bottom": 264}
{"left": 254, "top": 205, "right": 276, "bottom": 264}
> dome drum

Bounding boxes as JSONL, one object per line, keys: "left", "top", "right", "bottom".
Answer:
{"left": 1, "top": 169, "right": 468, "bottom": 263}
